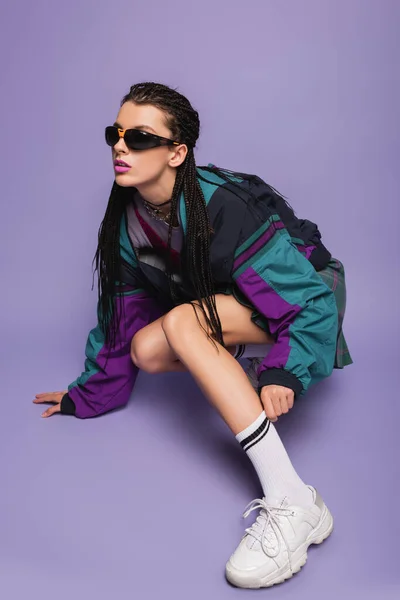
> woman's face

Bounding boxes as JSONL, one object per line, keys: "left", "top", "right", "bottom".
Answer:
{"left": 111, "top": 101, "right": 186, "bottom": 189}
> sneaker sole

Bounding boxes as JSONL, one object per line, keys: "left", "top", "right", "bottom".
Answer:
{"left": 225, "top": 503, "right": 334, "bottom": 589}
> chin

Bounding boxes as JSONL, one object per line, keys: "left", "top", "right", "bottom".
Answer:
{"left": 114, "top": 173, "right": 137, "bottom": 187}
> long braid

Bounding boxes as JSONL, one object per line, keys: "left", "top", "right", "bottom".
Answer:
{"left": 93, "top": 183, "right": 129, "bottom": 348}
{"left": 122, "top": 83, "right": 224, "bottom": 345}
{"left": 172, "top": 149, "right": 223, "bottom": 344}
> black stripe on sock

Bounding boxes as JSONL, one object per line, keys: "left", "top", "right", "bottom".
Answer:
{"left": 235, "top": 344, "right": 245, "bottom": 359}
{"left": 240, "top": 416, "right": 269, "bottom": 451}
{"left": 243, "top": 420, "right": 270, "bottom": 452}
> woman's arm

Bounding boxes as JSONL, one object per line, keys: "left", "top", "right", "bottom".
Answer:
{"left": 61, "top": 283, "right": 162, "bottom": 418}
{"left": 232, "top": 212, "right": 338, "bottom": 398}
{"left": 60, "top": 211, "right": 163, "bottom": 419}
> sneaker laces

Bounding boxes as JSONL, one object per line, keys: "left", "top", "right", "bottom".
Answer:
{"left": 242, "top": 498, "right": 294, "bottom": 562}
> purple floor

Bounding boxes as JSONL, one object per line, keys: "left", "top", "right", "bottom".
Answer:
{"left": 1, "top": 0, "right": 399, "bottom": 598}
{"left": 1, "top": 320, "right": 398, "bottom": 599}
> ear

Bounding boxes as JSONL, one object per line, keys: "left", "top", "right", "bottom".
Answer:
{"left": 168, "top": 144, "right": 188, "bottom": 169}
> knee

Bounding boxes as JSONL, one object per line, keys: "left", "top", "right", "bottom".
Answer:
{"left": 161, "top": 304, "right": 197, "bottom": 346}
{"left": 130, "top": 333, "right": 162, "bottom": 374}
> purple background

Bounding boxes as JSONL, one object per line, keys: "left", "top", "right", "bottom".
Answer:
{"left": 0, "top": 0, "right": 398, "bottom": 598}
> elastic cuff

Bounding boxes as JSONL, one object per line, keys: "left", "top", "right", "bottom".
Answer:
{"left": 258, "top": 368, "right": 303, "bottom": 399}
{"left": 60, "top": 393, "right": 76, "bottom": 415}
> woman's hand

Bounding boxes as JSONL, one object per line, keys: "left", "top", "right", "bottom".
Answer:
{"left": 33, "top": 390, "right": 67, "bottom": 418}
{"left": 260, "top": 385, "right": 294, "bottom": 423}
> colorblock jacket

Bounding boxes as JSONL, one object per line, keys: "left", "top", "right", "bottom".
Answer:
{"left": 61, "top": 166, "right": 338, "bottom": 418}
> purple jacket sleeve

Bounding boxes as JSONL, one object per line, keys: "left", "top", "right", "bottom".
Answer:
{"left": 61, "top": 287, "right": 163, "bottom": 418}
{"left": 60, "top": 210, "right": 164, "bottom": 418}
{"left": 232, "top": 214, "right": 338, "bottom": 398}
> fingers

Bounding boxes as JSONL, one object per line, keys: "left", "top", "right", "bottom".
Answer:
{"left": 33, "top": 391, "right": 66, "bottom": 404}
{"left": 262, "top": 394, "right": 278, "bottom": 422}
{"left": 261, "top": 386, "right": 295, "bottom": 422}
{"left": 41, "top": 404, "right": 61, "bottom": 418}
{"left": 33, "top": 390, "right": 67, "bottom": 417}
{"left": 33, "top": 394, "right": 57, "bottom": 404}
{"left": 35, "top": 390, "right": 67, "bottom": 398}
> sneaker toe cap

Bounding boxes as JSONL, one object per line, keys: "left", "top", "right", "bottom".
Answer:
{"left": 226, "top": 538, "right": 282, "bottom": 580}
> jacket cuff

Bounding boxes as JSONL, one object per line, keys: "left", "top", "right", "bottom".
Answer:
{"left": 258, "top": 368, "right": 303, "bottom": 398}
{"left": 60, "top": 393, "right": 76, "bottom": 415}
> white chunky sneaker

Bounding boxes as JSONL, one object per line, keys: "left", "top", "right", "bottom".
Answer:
{"left": 225, "top": 486, "right": 333, "bottom": 588}
{"left": 245, "top": 357, "right": 263, "bottom": 390}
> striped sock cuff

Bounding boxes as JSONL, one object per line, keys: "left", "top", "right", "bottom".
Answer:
{"left": 233, "top": 344, "right": 272, "bottom": 360}
{"left": 234, "top": 344, "right": 246, "bottom": 359}
{"left": 236, "top": 411, "right": 271, "bottom": 452}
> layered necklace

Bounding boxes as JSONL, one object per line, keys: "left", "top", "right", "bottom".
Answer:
{"left": 142, "top": 197, "right": 174, "bottom": 226}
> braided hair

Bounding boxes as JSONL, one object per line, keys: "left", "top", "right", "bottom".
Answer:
{"left": 94, "top": 82, "right": 223, "bottom": 349}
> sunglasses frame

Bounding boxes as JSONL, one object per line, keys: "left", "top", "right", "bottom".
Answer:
{"left": 105, "top": 126, "right": 180, "bottom": 150}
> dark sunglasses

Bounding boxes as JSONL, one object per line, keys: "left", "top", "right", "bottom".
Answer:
{"left": 105, "top": 126, "right": 180, "bottom": 151}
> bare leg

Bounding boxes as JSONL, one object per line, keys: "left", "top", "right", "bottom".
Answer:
{"left": 133, "top": 295, "right": 312, "bottom": 512}
{"left": 132, "top": 294, "right": 273, "bottom": 434}
{"left": 131, "top": 313, "right": 239, "bottom": 374}
{"left": 159, "top": 296, "right": 312, "bottom": 508}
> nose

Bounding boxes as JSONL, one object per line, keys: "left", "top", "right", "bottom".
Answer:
{"left": 113, "top": 135, "right": 129, "bottom": 154}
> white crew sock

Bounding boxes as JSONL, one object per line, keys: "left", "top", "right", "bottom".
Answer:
{"left": 233, "top": 344, "right": 272, "bottom": 360}
{"left": 236, "top": 411, "right": 313, "bottom": 507}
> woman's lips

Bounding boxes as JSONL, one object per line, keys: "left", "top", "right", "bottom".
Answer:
{"left": 114, "top": 159, "right": 131, "bottom": 173}
{"left": 114, "top": 165, "right": 131, "bottom": 173}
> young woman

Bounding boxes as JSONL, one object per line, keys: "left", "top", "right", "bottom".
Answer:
{"left": 33, "top": 82, "right": 352, "bottom": 589}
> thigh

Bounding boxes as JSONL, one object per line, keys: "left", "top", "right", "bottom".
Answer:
{"left": 193, "top": 293, "right": 273, "bottom": 347}
{"left": 131, "top": 293, "right": 273, "bottom": 368}
{"left": 131, "top": 313, "right": 172, "bottom": 362}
